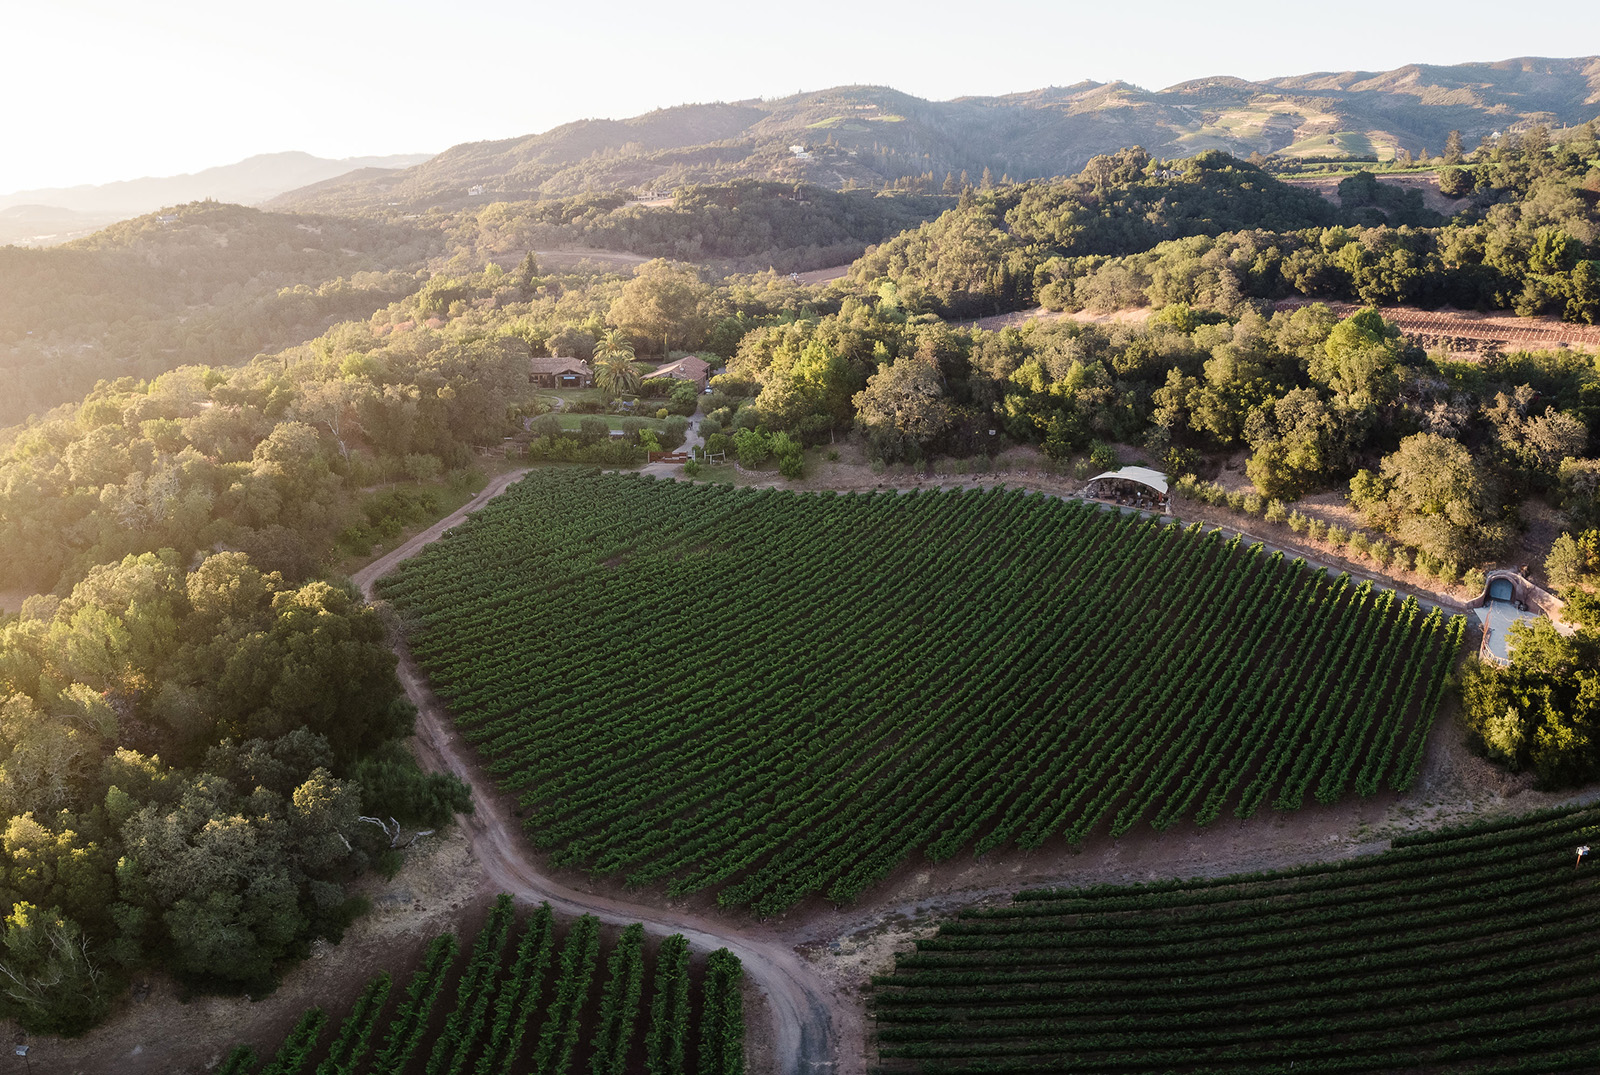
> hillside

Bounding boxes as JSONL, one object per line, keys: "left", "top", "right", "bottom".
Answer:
{"left": 0, "top": 204, "right": 110, "bottom": 247}
{"left": 0, "top": 150, "right": 433, "bottom": 241}
{"left": 270, "top": 56, "right": 1600, "bottom": 211}
{"left": 0, "top": 201, "right": 439, "bottom": 425}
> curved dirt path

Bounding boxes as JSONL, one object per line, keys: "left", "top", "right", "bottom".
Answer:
{"left": 352, "top": 469, "right": 843, "bottom": 1075}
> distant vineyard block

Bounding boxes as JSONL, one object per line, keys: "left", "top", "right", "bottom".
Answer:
{"left": 873, "top": 803, "right": 1600, "bottom": 1072}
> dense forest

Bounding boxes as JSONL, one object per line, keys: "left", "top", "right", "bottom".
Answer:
{"left": 448, "top": 181, "right": 950, "bottom": 273}
{"left": 852, "top": 123, "right": 1600, "bottom": 320}
{"left": 0, "top": 184, "right": 941, "bottom": 426}
{"left": 1, "top": 115, "right": 1598, "bottom": 1038}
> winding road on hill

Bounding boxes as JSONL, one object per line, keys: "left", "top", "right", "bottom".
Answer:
{"left": 351, "top": 468, "right": 845, "bottom": 1075}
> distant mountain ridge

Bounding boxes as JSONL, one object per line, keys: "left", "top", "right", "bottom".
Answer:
{"left": 0, "top": 150, "right": 433, "bottom": 233}
{"left": 268, "top": 56, "right": 1600, "bottom": 213}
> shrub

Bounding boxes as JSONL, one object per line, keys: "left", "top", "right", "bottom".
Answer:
{"left": 826, "top": 449, "right": 840, "bottom": 463}
{"left": 1088, "top": 441, "right": 1119, "bottom": 471}
{"left": 1349, "top": 531, "right": 1372, "bottom": 558}
{"left": 579, "top": 417, "right": 611, "bottom": 444}
{"left": 733, "top": 428, "right": 770, "bottom": 468}
{"left": 1072, "top": 459, "right": 1091, "bottom": 480}
{"left": 659, "top": 416, "right": 690, "bottom": 452}
{"left": 349, "top": 741, "right": 473, "bottom": 828}
{"left": 1242, "top": 493, "right": 1263, "bottom": 516}
{"left": 1326, "top": 524, "right": 1349, "bottom": 549}
{"left": 446, "top": 467, "right": 485, "bottom": 495}
{"left": 683, "top": 460, "right": 703, "bottom": 478}
{"left": 1370, "top": 538, "right": 1393, "bottom": 568}
{"left": 1226, "top": 492, "right": 1247, "bottom": 513}
{"left": 1307, "top": 519, "right": 1329, "bottom": 541}
{"left": 1164, "top": 445, "right": 1199, "bottom": 480}
{"left": 402, "top": 453, "right": 443, "bottom": 483}
{"left": 666, "top": 380, "right": 700, "bottom": 416}
{"left": 1436, "top": 559, "right": 1459, "bottom": 585}
{"left": 1437, "top": 166, "right": 1474, "bottom": 197}
{"left": 1264, "top": 499, "right": 1288, "bottom": 525}
{"left": 771, "top": 433, "right": 804, "bottom": 479}
{"left": 1463, "top": 567, "right": 1488, "bottom": 595}
{"left": 525, "top": 437, "right": 644, "bottom": 466}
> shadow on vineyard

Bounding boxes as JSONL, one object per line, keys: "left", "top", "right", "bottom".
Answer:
{"left": 871, "top": 803, "right": 1600, "bottom": 1073}
{"left": 378, "top": 470, "right": 1466, "bottom": 916}
{"left": 217, "top": 894, "right": 745, "bottom": 1075}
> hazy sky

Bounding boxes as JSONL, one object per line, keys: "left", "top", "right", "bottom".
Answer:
{"left": 5, "top": 0, "right": 1594, "bottom": 194}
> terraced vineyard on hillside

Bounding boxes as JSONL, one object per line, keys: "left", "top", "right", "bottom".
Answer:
{"left": 872, "top": 803, "right": 1600, "bottom": 1073}
{"left": 219, "top": 895, "right": 744, "bottom": 1075}
{"left": 380, "top": 471, "right": 1464, "bottom": 915}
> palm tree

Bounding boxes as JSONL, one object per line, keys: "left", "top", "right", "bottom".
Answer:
{"left": 592, "top": 329, "right": 640, "bottom": 400}
{"left": 594, "top": 328, "right": 635, "bottom": 364}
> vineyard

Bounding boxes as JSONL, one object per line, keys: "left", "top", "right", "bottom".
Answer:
{"left": 1275, "top": 298, "right": 1600, "bottom": 354}
{"left": 379, "top": 471, "right": 1464, "bottom": 915}
{"left": 218, "top": 895, "right": 744, "bottom": 1075}
{"left": 871, "top": 802, "right": 1600, "bottom": 1073}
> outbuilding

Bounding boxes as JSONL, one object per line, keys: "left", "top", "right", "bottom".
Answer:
{"left": 1085, "top": 466, "right": 1169, "bottom": 509}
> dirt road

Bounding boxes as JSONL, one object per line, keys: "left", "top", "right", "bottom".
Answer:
{"left": 962, "top": 305, "right": 1153, "bottom": 332}
{"left": 794, "top": 264, "right": 853, "bottom": 286}
{"left": 353, "top": 468, "right": 845, "bottom": 1075}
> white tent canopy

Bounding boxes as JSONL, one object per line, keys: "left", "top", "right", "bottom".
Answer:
{"left": 1087, "top": 466, "right": 1168, "bottom": 496}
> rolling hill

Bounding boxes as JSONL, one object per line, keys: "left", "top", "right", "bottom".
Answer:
{"left": 0, "top": 150, "right": 434, "bottom": 243}
{"left": 0, "top": 201, "right": 439, "bottom": 425}
{"left": 269, "top": 56, "right": 1600, "bottom": 212}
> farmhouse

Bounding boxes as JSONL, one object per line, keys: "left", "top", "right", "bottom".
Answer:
{"left": 651, "top": 355, "right": 712, "bottom": 391}
{"left": 529, "top": 357, "right": 592, "bottom": 389}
